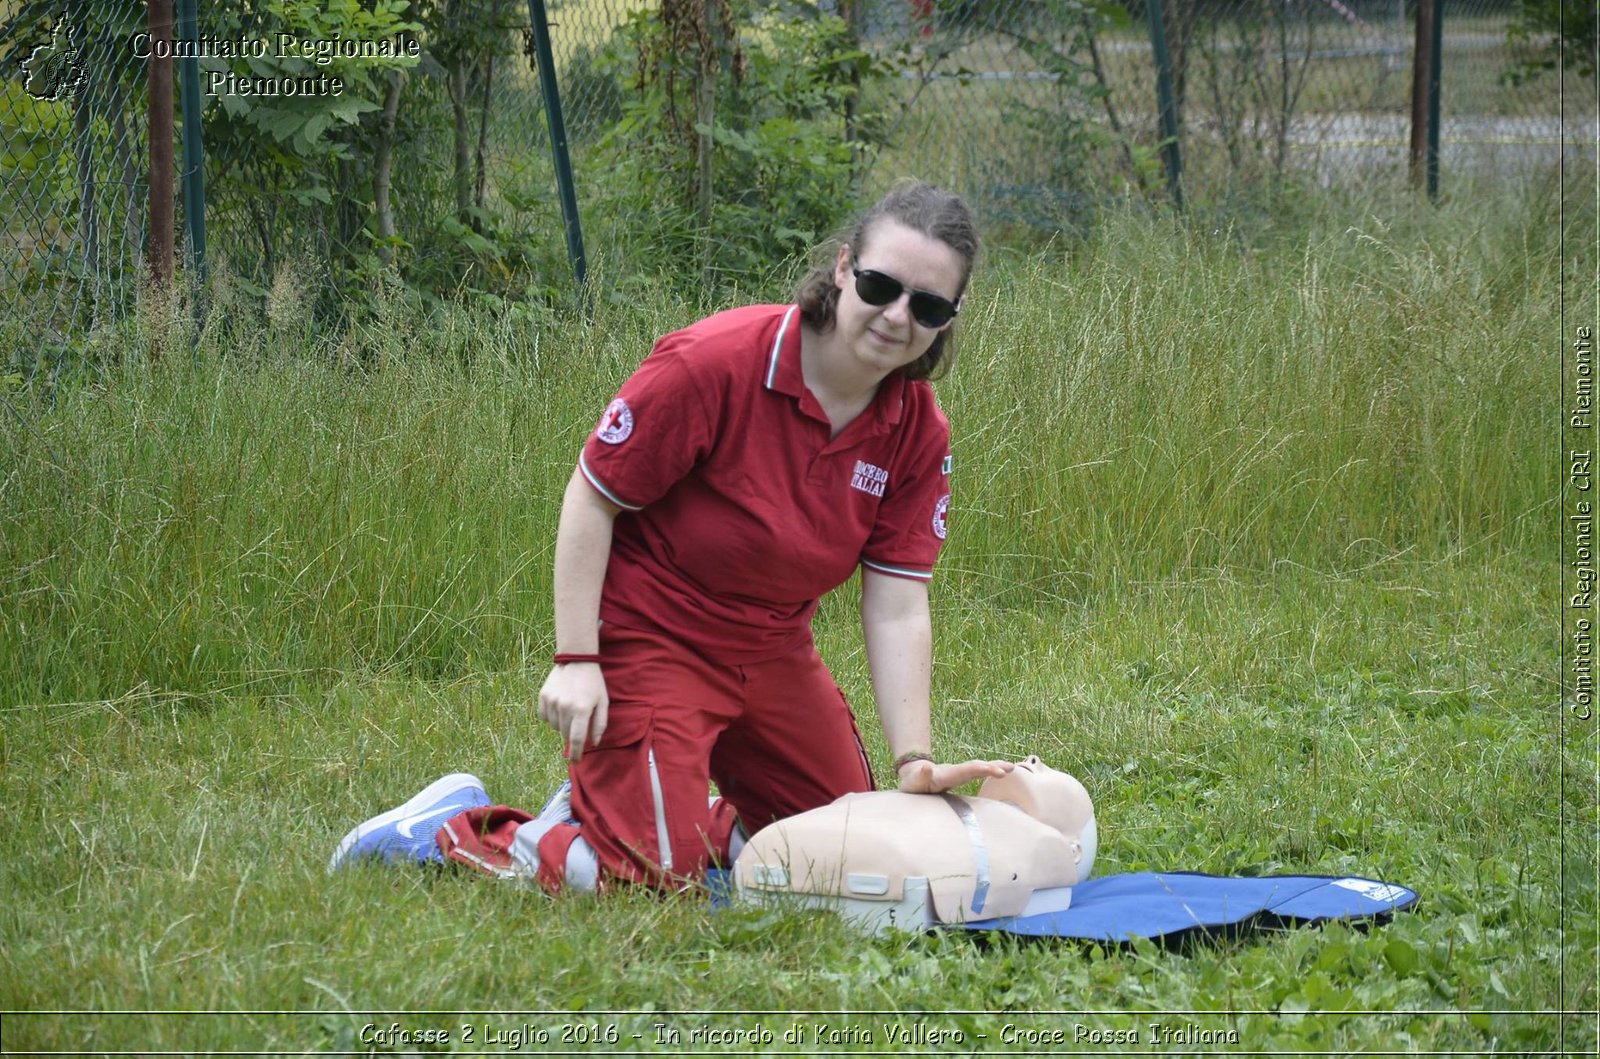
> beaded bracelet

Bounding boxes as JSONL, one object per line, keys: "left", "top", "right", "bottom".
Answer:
{"left": 892, "top": 750, "right": 934, "bottom": 772}
{"left": 553, "top": 653, "right": 603, "bottom": 666}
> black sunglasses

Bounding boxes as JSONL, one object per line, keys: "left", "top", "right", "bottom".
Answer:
{"left": 851, "top": 265, "right": 960, "bottom": 329}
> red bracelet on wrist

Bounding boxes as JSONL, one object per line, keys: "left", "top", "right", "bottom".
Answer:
{"left": 553, "top": 653, "right": 603, "bottom": 666}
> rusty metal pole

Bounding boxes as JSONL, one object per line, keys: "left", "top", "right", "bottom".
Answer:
{"left": 1424, "top": 0, "right": 1443, "bottom": 200}
{"left": 1408, "top": 0, "right": 1434, "bottom": 190}
{"left": 148, "top": 0, "right": 174, "bottom": 294}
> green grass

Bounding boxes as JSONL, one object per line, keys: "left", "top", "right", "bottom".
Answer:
{"left": 0, "top": 180, "right": 1591, "bottom": 1054}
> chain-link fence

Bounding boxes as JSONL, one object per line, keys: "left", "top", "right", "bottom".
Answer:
{"left": 2, "top": 1, "right": 152, "bottom": 362}
{"left": 2, "top": 0, "right": 1594, "bottom": 365}
{"left": 853, "top": 0, "right": 1591, "bottom": 219}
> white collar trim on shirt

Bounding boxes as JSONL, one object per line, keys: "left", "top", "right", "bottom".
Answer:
{"left": 764, "top": 305, "right": 799, "bottom": 391}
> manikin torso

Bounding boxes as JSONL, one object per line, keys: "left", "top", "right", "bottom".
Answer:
{"left": 733, "top": 757, "right": 1097, "bottom": 927}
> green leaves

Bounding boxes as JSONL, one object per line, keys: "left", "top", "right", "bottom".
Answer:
{"left": 0, "top": 82, "right": 69, "bottom": 174}
{"left": 1504, "top": 0, "right": 1598, "bottom": 84}
{"left": 584, "top": 2, "right": 887, "bottom": 284}
{"left": 201, "top": 0, "right": 417, "bottom": 157}
{"left": 1381, "top": 937, "right": 1421, "bottom": 977}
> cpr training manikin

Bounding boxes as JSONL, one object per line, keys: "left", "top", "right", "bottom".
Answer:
{"left": 733, "top": 756, "right": 1097, "bottom": 933}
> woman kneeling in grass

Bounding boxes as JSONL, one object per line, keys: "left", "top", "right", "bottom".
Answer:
{"left": 329, "top": 181, "right": 1012, "bottom": 892}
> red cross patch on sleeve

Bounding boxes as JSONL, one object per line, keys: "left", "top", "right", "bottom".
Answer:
{"left": 596, "top": 398, "right": 634, "bottom": 445}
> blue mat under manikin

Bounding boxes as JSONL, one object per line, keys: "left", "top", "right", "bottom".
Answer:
{"left": 960, "top": 871, "right": 1417, "bottom": 942}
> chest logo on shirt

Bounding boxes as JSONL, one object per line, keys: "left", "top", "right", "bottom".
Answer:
{"left": 596, "top": 398, "right": 634, "bottom": 445}
{"left": 850, "top": 460, "right": 889, "bottom": 497}
{"left": 932, "top": 493, "right": 951, "bottom": 540}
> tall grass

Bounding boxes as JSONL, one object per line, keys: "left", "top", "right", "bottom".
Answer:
{"left": 0, "top": 181, "right": 1564, "bottom": 709}
{"left": 940, "top": 180, "right": 1560, "bottom": 604}
{"left": 3, "top": 290, "right": 662, "bottom": 705}
{"left": 0, "top": 178, "right": 1587, "bottom": 1053}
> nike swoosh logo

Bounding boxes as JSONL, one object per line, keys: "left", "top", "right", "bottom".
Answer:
{"left": 396, "top": 805, "right": 464, "bottom": 838}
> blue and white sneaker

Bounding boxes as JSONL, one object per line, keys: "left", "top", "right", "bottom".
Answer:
{"left": 328, "top": 773, "right": 490, "bottom": 873}
{"left": 537, "top": 778, "right": 575, "bottom": 825}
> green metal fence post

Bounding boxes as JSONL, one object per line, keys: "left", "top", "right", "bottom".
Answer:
{"left": 176, "top": 0, "right": 208, "bottom": 329}
{"left": 526, "top": 0, "right": 589, "bottom": 300}
{"left": 1144, "top": 0, "right": 1184, "bottom": 210}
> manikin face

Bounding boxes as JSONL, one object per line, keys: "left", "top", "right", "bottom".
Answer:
{"left": 830, "top": 220, "right": 966, "bottom": 381}
{"left": 979, "top": 755, "right": 1098, "bottom": 878}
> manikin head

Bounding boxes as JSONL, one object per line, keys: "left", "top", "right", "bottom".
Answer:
{"left": 978, "top": 755, "right": 1098, "bottom": 880}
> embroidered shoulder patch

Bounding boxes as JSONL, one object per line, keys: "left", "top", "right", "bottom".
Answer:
{"left": 932, "top": 494, "right": 951, "bottom": 540}
{"left": 596, "top": 398, "right": 634, "bottom": 445}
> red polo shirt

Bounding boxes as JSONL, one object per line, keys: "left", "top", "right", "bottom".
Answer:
{"left": 578, "top": 304, "right": 953, "bottom": 664}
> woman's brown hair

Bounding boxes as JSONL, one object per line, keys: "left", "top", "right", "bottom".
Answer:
{"left": 795, "top": 181, "right": 979, "bottom": 382}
